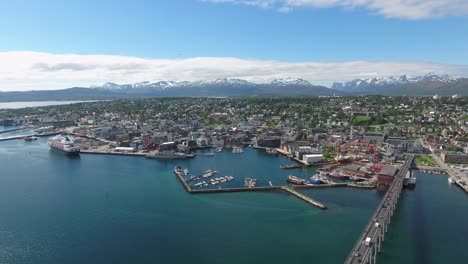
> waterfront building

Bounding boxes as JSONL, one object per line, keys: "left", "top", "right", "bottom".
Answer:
{"left": 441, "top": 151, "right": 468, "bottom": 164}
{"left": 257, "top": 137, "right": 281, "bottom": 148}
{"left": 302, "top": 154, "right": 323, "bottom": 164}
{"left": 377, "top": 165, "right": 398, "bottom": 186}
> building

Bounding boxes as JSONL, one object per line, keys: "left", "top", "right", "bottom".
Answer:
{"left": 377, "top": 165, "right": 398, "bottom": 186}
{"left": 257, "top": 137, "right": 281, "bottom": 148}
{"left": 386, "top": 137, "right": 423, "bottom": 153}
{"left": 114, "top": 147, "right": 136, "bottom": 153}
{"left": 302, "top": 154, "right": 323, "bottom": 164}
{"left": 363, "top": 133, "right": 385, "bottom": 142}
{"left": 352, "top": 111, "right": 377, "bottom": 117}
{"left": 340, "top": 164, "right": 369, "bottom": 178}
{"left": 441, "top": 151, "right": 468, "bottom": 164}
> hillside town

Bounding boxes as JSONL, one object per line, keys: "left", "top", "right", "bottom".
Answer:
{"left": 1, "top": 96, "right": 467, "bottom": 189}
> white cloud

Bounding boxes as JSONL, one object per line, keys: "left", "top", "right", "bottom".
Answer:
{"left": 205, "top": 0, "right": 468, "bottom": 19}
{"left": 0, "top": 51, "right": 467, "bottom": 91}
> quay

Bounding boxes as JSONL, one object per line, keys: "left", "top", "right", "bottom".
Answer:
{"left": 80, "top": 149, "right": 147, "bottom": 156}
{"left": 173, "top": 168, "right": 330, "bottom": 208}
{"left": 281, "top": 186, "right": 327, "bottom": 209}
{"left": 344, "top": 155, "right": 414, "bottom": 264}
{"left": 0, "top": 127, "right": 27, "bottom": 134}
{"left": 0, "top": 135, "right": 26, "bottom": 141}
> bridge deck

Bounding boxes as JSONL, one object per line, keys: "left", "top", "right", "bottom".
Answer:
{"left": 344, "top": 155, "right": 414, "bottom": 264}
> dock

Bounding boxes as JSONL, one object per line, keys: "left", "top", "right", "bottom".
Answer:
{"left": 281, "top": 186, "right": 327, "bottom": 209}
{"left": 0, "top": 127, "right": 27, "bottom": 134}
{"left": 173, "top": 169, "right": 331, "bottom": 208}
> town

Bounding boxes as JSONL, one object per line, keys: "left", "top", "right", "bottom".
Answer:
{"left": 1, "top": 95, "right": 467, "bottom": 194}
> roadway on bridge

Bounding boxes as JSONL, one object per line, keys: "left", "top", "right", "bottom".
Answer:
{"left": 345, "top": 155, "right": 414, "bottom": 264}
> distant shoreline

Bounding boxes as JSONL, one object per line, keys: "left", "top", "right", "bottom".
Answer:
{"left": 0, "top": 100, "right": 99, "bottom": 109}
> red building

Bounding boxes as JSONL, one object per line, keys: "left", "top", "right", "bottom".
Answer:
{"left": 377, "top": 165, "right": 398, "bottom": 186}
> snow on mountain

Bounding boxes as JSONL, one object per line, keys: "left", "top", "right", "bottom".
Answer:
{"left": 332, "top": 73, "right": 460, "bottom": 92}
{"left": 270, "top": 78, "right": 312, "bottom": 86}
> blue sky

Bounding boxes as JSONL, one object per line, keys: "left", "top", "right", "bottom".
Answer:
{"left": 0, "top": 0, "right": 468, "bottom": 90}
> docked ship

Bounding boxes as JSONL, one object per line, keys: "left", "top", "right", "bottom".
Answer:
{"left": 47, "top": 135, "right": 80, "bottom": 155}
{"left": 448, "top": 177, "right": 455, "bottom": 184}
{"left": 23, "top": 136, "right": 38, "bottom": 141}
{"left": 287, "top": 175, "right": 307, "bottom": 185}
{"left": 328, "top": 170, "right": 347, "bottom": 180}
{"left": 309, "top": 175, "right": 322, "bottom": 184}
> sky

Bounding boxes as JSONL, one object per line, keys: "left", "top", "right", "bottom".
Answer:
{"left": 1, "top": 0, "right": 468, "bottom": 91}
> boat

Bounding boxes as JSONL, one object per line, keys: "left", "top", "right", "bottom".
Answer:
{"left": 244, "top": 178, "right": 257, "bottom": 187}
{"left": 183, "top": 169, "right": 189, "bottom": 176}
{"left": 146, "top": 151, "right": 190, "bottom": 159}
{"left": 328, "top": 170, "right": 346, "bottom": 180}
{"left": 215, "top": 147, "right": 223, "bottom": 153}
{"left": 287, "top": 175, "right": 307, "bottom": 185}
{"left": 280, "top": 164, "right": 303, "bottom": 169}
{"left": 348, "top": 176, "right": 362, "bottom": 182}
{"left": 265, "top": 148, "right": 278, "bottom": 155}
{"left": 47, "top": 135, "right": 80, "bottom": 155}
{"left": 202, "top": 170, "right": 217, "bottom": 178}
{"left": 232, "top": 146, "right": 244, "bottom": 154}
{"left": 407, "top": 177, "right": 416, "bottom": 189}
{"left": 23, "top": 136, "right": 38, "bottom": 141}
{"left": 448, "top": 177, "right": 455, "bottom": 184}
{"left": 309, "top": 175, "right": 322, "bottom": 184}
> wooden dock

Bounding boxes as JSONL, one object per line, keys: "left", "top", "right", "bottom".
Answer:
{"left": 281, "top": 187, "right": 327, "bottom": 209}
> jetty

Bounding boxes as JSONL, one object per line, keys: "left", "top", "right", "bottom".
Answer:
{"left": 173, "top": 168, "right": 332, "bottom": 208}
{"left": 0, "top": 127, "right": 27, "bottom": 134}
{"left": 281, "top": 187, "right": 327, "bottom": 209}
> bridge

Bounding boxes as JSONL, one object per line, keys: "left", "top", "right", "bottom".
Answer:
{"left": 344, "top": 154, "right": 414, "bottom": 264}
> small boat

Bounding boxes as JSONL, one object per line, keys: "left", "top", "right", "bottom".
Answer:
{"left": 280, "top": 164, "right": 303, "bottom": 169}
{"left": 309, "top": 175, "right": 322, "bottom": 184}
{"left": 287, "top": 175, "right": 307, "bottom": 185}
{"left": 328, "top": 171, "right": 347, "bottom": 180}
{"left": 215, "top": 147, "right": 223, "bottom": 153}
{"left": 23, "top": 136, "right": 38, "bottom": 141}
{"left": 183, "top": 169, "right": 189, "bottom": 176}
{"left": 348, "top": 176, "right": 362, "bottom": 182}
{"left": 448, "top": 177, "right": 455, "bottom": 184}
{"left": 265, "top": 148, "right": 278, "bottom": 155}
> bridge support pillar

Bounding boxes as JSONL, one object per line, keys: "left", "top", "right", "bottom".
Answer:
{"left": 372, "top": 243, "right": 377, "bottom": 264}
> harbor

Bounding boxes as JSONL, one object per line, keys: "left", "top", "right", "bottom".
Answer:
{"left": 1, "top": 133, "right": 468, "bottom": 264}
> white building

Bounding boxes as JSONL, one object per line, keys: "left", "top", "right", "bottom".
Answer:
{"left": 303, "top": 154, "right": 323, "bottom": 164}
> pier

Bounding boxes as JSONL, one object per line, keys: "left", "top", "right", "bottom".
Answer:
{"left": 344, "top": 155, "right": 414, "bottom": 264}
{"left": 281, "top": 186, "right": 327, "bottom": 209}
{"left": 173, "top": 169, "right": 332, "bottom": 208}
{"left": 0, "top": 127, "right": 27, "bottom": 134}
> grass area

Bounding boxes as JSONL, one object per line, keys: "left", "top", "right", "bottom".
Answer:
{"left": 353, "top": 116, "right": 370, "bottom": 122}
{"left": 415, "top": 155, "right": 437, "bottom": 166}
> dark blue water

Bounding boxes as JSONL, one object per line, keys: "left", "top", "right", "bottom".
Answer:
{"left": 0, "top": 132, "right": 467, "bottom": 264}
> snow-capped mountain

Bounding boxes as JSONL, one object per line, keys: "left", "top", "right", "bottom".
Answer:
{"left": 92, "top": 78, "right": 337, "bottom": 97}
{"left": 270, "top": 78, "right": 312, "bottom": 86}
{"left": 332, "top": 73, "right": 460, "bottom": 92}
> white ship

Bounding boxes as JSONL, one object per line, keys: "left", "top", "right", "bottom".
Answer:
{"left": 47, "top": 135, "right": 80, "bottom": 155}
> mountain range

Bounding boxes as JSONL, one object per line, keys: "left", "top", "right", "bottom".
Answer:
{"left": 0, "top": 74, "right": 466, "bottom": 102}
{"left": 332, "top": 73, "right": 467, "bottom": 96}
